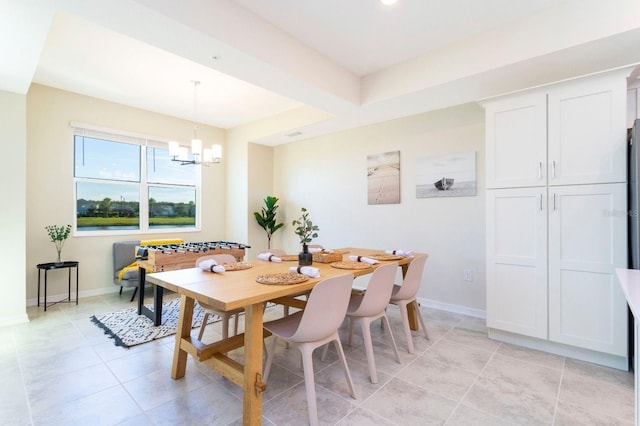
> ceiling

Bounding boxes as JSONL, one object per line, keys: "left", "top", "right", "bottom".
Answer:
{"left": 3, "top": 0, "right": 640, "bottom": 146}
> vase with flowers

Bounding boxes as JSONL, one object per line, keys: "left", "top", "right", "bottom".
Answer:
{"left": 46, "top": 224, "right": 71, "bottom": 265}
{"left": 292, "top": 207, "right": 319, "bottom": 266}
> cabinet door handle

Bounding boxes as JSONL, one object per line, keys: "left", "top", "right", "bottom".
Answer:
{"left": 553, "top": 193, "right": 557, "bottom": 211}
{"left": 538, "top": 162, "right": 542, "bottom": 180}
{"left": 551, "top": 161, "right": 556, "bottom": 179}
{"left": 539, "top": 194, "right": 543, "bottom": 211}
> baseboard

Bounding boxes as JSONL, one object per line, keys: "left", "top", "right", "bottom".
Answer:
{"left": 417, "top": 297, "right": 486, "bottom": 319}
{"left": 0, "top": 312, "right": 30, "bottom": 327}
{"left": 26, "top": 286, "right": 122, "bottom": 307}
{"left": 489, "top": 328, "right": 629, "bottom": 371}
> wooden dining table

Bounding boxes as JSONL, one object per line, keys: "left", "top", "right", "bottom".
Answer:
{"left": 144, "top": 247, "right": 423, "bottom": 425}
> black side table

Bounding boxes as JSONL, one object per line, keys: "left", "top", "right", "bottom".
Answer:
{"left": 36, "top": 261, "right": 79, "bottom": 311}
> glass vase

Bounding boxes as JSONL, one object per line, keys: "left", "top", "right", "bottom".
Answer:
{"left": 298, "top": 244, "right": 313, "bottom": 266}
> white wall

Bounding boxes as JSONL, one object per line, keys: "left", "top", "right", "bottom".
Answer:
{"left": 273, "top": 103, "right": 487, "bottom": 314}
{"left": 25, "top": 84, "right": 227, "bottom": 303}
{"left": 0, "top": 90, "right": 28, "bottom": 326}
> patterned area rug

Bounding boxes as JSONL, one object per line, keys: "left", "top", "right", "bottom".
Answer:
{"left": 90, "top": 298, "right": 221, "bottom": 348}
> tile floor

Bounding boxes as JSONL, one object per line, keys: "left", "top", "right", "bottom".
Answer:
{"left": 0, "top": 290, "right": 635, "bottom": 425}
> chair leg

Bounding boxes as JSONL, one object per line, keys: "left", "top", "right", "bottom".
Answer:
{"left": 381, "top": 314, "right": 401, "bottom": 363}
{"left": 320, "top": 343, "right": 329, "bottom": 361}
{"left": 299, "top": 345, "right": 319, "bottom": 426}
{"left": 398, "top": 301, "right": 415, "bottom": 354}
{"left": 333, "top": 337, "right": 357, "bottom": 399}
{"left": 359, "top": 317, "right": 378, "bottom": 384}
{"left": 198, "top": 313, "right": 210, "bottom": 341}
{"left": 263, "top": 336, "right": 278, "bottom": 382}
{"left": 119, "top": 286, "right": 123, "bottom": 295}
{"left": 413, "top": 300, "right": 429, "bottom": 340}
{"left": 348, "top": 317, "right": 355, "bottom": 346}
{"left": 129, "top": 287, "right": 138, "bottom": 302}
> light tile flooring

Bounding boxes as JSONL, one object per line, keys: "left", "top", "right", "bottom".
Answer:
{"left": 0, "top": 290, "right": 635, "bottom": 425}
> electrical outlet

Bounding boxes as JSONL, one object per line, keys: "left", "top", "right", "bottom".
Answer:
{"left": 463, "top": 269, "right": 473, "bottom": 282}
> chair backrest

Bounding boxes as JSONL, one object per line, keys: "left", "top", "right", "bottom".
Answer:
{"left": 351, "top": 262, "right": 398, "bottom": 317}
{"left": 195, "top": 254, "right": 237, "bottom": 267}
{"left": 112, "top": 241, "right": 140, "bottom": 279}
{"left": 258, "top": 248, "right": 286, "bottom": 257}
{"left": 290, "top": 273, "right": 354, "bottom": 343}
{"left": 391, "top": 255, "right": 428, "bottom": 301}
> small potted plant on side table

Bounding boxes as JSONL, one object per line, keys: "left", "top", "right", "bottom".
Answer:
{"left": 46, "top": 224, "right": 71, "bottom": 265}
{"left": 292, "top": 207, "right": 319, "bottom": 266}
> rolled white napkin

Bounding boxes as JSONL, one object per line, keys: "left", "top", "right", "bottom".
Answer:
{"left": 199, "top": 259, "right": 226, "bottom": 273}
{"left": 289, "top": 266, "right": 320, "bottom": 278}
{"left": 349, "top": 255, "right": 379, "bottom": 265}
{"left": 257, "top": 252, "right": 282, "bottom": 262}
{"left": 308, "top": 247, "right": 323, "bottom": 253}
{"left": 385, "top": 249, "right": 414, "bottom": 258}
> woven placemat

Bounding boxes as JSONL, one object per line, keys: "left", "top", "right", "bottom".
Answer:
{"left": 222, "top": 262, "right": 253, "bottom": 271}
{"left": 256, "top": 272, "right": 309, "bottom": 285}
{"left": 367, "top": 254, "right": 404, "bottom": 261}
{"left": 331, "top": 261, "right": 372, "bottom": 270}
{"left": 279, "top": 255, "right": 299, "bottom": 261}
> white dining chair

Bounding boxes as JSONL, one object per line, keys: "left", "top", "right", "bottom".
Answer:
{"left": 346, "top": 262, "right": 401, "bottom": 383}
{"left": 195, "top": 254, "right": 243, "bottom": 342}
{"left": 388, "top": 254, "right": 429, "bottom": 354}
{"left": 263, "top": 273, "right": 357, "bottom": 426}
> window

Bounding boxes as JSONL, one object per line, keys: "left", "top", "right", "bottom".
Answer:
{"left": 74, "top": 126, "right": 199, "bottom": 234}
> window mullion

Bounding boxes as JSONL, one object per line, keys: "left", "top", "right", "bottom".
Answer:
{"left": 140, "top": 145, "right": 149, "bottom": 231}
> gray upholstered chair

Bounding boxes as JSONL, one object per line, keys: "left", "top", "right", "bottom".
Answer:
{"left": 112, "top": 241, "right": 140, "bottom": 302}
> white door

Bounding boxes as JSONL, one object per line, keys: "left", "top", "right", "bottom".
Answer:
{"left": 486, "top": 187, "right": 548, "bottom": 338}
{"left": 547, "top": 72, "right": 627, "bottom": 186}
{"left": 548, "top": 183, "right": 627, "bottom": 356}
{"left": 484, "top": 93, "right": 547, "bottom": 189}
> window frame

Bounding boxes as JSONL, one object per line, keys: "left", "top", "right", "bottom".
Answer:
{"left": 72, "top": 122, "right": 202, "bottom": 237}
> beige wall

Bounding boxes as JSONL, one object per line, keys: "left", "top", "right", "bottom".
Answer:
{"left": 247, "top": 143, "right": 278, "bottom": 254}
{"left": 0, "top": 90, "right": 28, "bottom": 326}
{"left": 25, "top": 84, "right": 227, "bottom": 303}
{"left": 272, "top": 103, "right": 487, "bottom": 314}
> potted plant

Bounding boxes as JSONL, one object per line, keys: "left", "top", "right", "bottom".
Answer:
{"left": 45, "top": 224, "right": 71, "bottom": 265}
{"left": 253, "top": 196, "right": 284, "bottom": 250}
{"left": 292, "top": 207, "right": 319, "bottom": 266}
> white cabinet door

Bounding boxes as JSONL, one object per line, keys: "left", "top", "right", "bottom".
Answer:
{"left": 486, "top": 187, "right": 548, "bottom": 338}
{"left": 548, "top": 183, "right": 627, "bottom": 356}
{"left": 548, "top": 72, "right": 627, "bottom": 186}
{"left": 484, "top": 93, "right": 547, "bottom": 189}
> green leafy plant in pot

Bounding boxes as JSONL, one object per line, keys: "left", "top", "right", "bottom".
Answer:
{"left": 45, "top": 224, "right": 71, "bottom": 265}
{"left": 253, "top": 196, "right": 284, "bottom": 250}
{"left": 292, "top": 207, "right": 319, "bottom": 266}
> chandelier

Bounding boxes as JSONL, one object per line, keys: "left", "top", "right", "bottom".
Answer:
{"left": 169, "top": 80, "right": 222, "bottom": 165}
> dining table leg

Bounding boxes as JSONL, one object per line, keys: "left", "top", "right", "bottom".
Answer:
{"left": 171, "top": 295, "right": 194, "bottom": 379}
{"left": 243, "top": 302, "right": 265, "bottom": 426}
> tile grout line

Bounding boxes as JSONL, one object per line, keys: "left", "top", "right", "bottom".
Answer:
{"left": 550, "top": 356, "right": 566, "bottom": 425}
{"left": 442, "top": 340, "right": 503, "bottom": 425}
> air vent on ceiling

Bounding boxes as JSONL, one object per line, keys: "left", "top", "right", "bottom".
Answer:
{"left": 285, "top": 131, "right": 302, "bottom": 138}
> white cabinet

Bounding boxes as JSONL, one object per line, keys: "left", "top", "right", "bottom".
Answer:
{"left": 484, "top": 70, "right": 628, "bottom": 190}
{"left": 484, "top": 69, "right": 630, "bottom": 367}
{"left": 548, "top": 183, "right": 627, "bottom": 356}
{"left": 547, "top": 74, "right": 627, "bottom": 186}
{"left": 485, "top": 93, "right": 547, "bottom": 189}
{"left": 486, "top": 187, "right": 547, "bottom": 339}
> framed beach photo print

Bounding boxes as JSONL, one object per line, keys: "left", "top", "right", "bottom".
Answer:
{"left": 416, "top": 151, "right": 476, "bottom": 198}
{"left": 367, "top": 150, "right": 400, "bottom": 205}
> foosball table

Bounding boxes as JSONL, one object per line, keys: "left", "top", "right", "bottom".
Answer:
{"left": 136, "top": 241, "right": 251, "bottom": 325}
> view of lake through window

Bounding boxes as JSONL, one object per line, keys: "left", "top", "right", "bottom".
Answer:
{"left": 74, "top": 135, "right": 198, "bottom": 232}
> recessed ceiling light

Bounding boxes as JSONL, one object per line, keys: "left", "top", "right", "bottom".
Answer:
{"left": 380, "top": 0, "right": 398, "bottom": 5}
